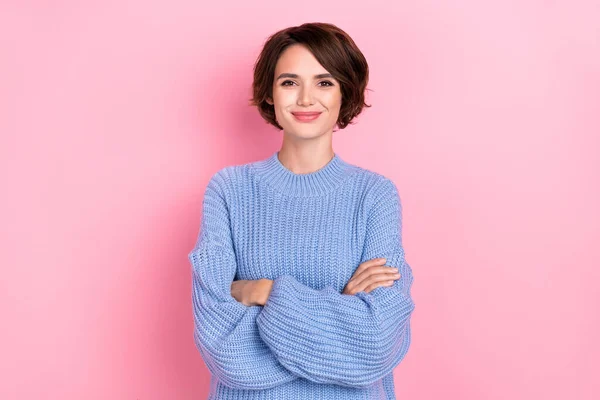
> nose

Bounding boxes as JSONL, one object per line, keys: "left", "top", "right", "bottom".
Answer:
{"left": 297, "top": 85, "right": 314, "bottom": 106}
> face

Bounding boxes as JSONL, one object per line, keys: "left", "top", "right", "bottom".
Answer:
{"left": 266, "top": 44, "right": 342, "bottom": 139}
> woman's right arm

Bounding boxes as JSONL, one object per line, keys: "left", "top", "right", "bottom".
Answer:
{"left": 189, "top": 170, "right": 298, "bottom": 389}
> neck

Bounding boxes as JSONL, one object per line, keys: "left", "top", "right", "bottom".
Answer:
{"left": 251, "top": 150, "right": 350, "bottom": 197}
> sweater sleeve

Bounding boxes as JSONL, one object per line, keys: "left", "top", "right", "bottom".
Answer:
{"left": 255, "top": 178, "right": 415, "bottom": 388}
{"left": 189, "top": 171, "right": 298, "bottom": 389}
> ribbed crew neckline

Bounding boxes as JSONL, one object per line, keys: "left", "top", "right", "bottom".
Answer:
{"left": 251, "top": 151, "right": 350, "bottom": 197}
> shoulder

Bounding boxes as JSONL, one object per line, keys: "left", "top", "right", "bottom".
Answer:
{"left": 208, "top": 164, "right": 239, "bottom": 184}
{"left": 340, "top": 166, "right": 403, "bottom": 227}
{"left": 205, "top": 161, "right": 255, "bottom": 198}
{"left": 346, "top": 163, "right": 400, "bottom": 201}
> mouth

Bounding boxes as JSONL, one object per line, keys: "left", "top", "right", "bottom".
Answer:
{"left": 291, "top": 112, "right": 322, "bottom": 122}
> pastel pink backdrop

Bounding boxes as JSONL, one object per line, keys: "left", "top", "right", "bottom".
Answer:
{"left": 1, "top": 1, "right": 598, "bottom": 399}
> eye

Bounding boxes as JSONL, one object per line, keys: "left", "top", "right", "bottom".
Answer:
{"left": 280, "top": 80, "right": 335, "bottom": 87}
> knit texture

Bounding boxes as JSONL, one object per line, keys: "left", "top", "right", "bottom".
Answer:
{"left": 189, "top": 151, "right": 415, "bottom": 400}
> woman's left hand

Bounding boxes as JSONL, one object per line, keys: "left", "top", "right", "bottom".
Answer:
{"left": 231, "top": 279, "right": 273, "bottom": 306}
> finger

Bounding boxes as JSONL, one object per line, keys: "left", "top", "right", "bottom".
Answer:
{"left": 352, "top": 272, "right": 400, "bottom": 294}
{"left": 349, "top": 268, "right": 399, "bottom": 293}
{"left": 364, "top": 279, "right": 395, "bottom": 293}
{"left": 352, "top": 266, "right": 399, "bottom": 286}
{"left": 354, "top": 258, "right": 387, "bottom": 275}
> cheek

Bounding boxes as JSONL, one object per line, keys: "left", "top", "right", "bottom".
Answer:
{"left": 325, "top": 90, "right": 342, "bottom": 105}
{"left": 326, "top": 95, "right": 342, "bottom": 112}
{"left": 273, "top": 88, "right": 294, "bottom": 103}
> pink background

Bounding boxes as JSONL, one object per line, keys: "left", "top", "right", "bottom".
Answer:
{"left": 1, "top": 1, "right": 599, "bottom": 399}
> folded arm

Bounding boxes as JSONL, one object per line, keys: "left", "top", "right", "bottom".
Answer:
{"left": 189, "top": 170, "right": 298, "bottom": 389}
{"left": 255, "top": 178, "right": 415, "bottom": 388}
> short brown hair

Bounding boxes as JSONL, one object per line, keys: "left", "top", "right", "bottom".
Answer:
{"left": 249, "top": 22, "right": 371, "bottom": 131}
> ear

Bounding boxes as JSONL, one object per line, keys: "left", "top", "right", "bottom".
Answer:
{"left": 266, "top": 97, "right": 273, "bottom": 105}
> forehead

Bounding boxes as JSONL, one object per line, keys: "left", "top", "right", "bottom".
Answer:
{"left": 275, "top": 44, "right": 328, "bottom": 74}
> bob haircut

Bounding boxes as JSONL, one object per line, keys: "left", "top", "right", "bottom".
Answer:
{"left": 249, "top": 22, "right": 371, "bottom": 131}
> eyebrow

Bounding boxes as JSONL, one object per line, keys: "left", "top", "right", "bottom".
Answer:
{"left": 276, "top": 73, "right": 334, "bottom": 80}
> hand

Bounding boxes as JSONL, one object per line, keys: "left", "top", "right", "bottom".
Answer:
{"left": 254, "top": 278, "right": 273, "bottom": 306}
{"left": 342, "top": 258, "right": 401, "bottom": 295}
{"left": 231, "top": 279, "right": 273, "bottom": 306}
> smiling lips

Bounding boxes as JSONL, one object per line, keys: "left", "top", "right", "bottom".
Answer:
{"left": 291, "top": 111, "right": 322, "bottom": 122}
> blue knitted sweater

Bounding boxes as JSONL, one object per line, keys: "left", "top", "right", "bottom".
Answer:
{"left": 189, "top": 151, "right": 415, "bottom": 399}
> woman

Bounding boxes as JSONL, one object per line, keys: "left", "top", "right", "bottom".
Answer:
{"left": 189, "top": 22, "right": 415, "bottom": 399}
